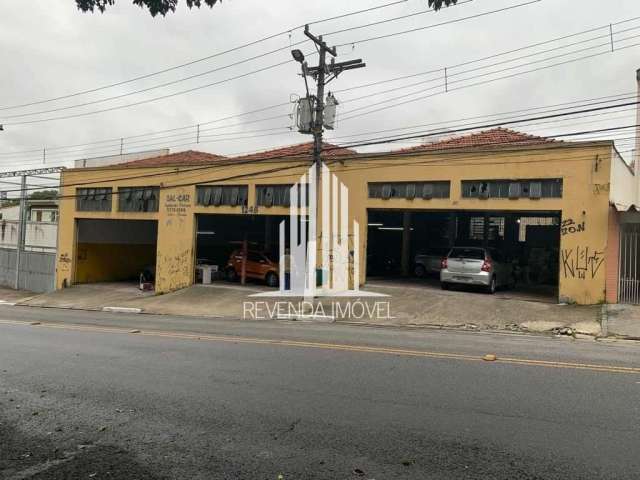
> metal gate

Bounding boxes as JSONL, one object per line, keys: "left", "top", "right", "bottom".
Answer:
{"left": 619, "top": 224, "right": 640, "bottom": 304}
{"left": 0, "top": 248, "right": 55, "bottom": 293}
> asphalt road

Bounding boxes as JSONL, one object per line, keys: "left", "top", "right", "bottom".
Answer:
{"left": 1, "top": 306, "right": 639, "bottom": 479}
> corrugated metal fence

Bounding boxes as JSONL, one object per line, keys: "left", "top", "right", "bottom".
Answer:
{"left": 0, "top": 248, "right": 55, "bottom": 293}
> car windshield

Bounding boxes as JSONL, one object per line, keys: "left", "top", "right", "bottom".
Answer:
{"left": 449, "top": 248, "right": 485, "bottom": 260}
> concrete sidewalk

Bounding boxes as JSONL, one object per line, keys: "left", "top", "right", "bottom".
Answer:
{"left": 4, "top": 281, "right": 603, "bottom": 336}
{"left": 606, "top": 304, "right": 640, "bottom": 339}
{"left": 0, "top": 287, "right": 38, "bottom": 305}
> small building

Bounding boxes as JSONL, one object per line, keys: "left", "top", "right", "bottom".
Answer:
{"left": 0, "top": 199, "right": 58, "bottom": 252}
{"left": 54, "top": 129, "right": 636, "bottom": 305}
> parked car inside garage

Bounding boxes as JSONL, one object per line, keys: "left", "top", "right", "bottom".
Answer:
{"left": 226, "top": 249, "right": 279, "bottom": 287}
{"left": 414, "top": 247, "right": 450, "bottom": 277}
{"left": 440, "top": 247, "right": 514, "bottom": 294}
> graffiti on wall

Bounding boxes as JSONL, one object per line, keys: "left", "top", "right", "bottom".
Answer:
{"left": 560, "top": 219, "right": 585, "bottom": 236}
{"left": 156, "top": 249, "right": 192, "bottom": 290}
{"left": 593, "top": 183, "right": 610, "bottom": 195}
{"left": 560, "top": 246, "right": 604, "bottom": 280}
{"left": 58, "top": 252, "right": 71, "bottom": 272}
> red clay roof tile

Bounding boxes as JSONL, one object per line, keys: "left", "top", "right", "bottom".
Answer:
{"left": 232, "top": 142, "right": 357, "bottom": 161}
{"left": 397, "top": 127, "right": 559, "bottom": 153}
{"left": 117, "top": 150, "right": 227, "bottom": 167}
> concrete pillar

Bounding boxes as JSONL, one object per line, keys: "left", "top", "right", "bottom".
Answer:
{"left": 401, "top": 212, "right": 412, "bottom": 276}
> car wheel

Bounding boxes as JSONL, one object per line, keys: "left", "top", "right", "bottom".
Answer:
{"left": 441, "top": 282, "right": 450, "bottom": 290}
{"left": 226, "top": 267, "right": 238, "bottom": 282}
{"left": 486, "top": 276, "right": 496, "bottom": 294}
{"left": 414, "top": 264, "right": 426, "bottom": 278}
{"left": 265, "top": 271, "right": 278, "bottom": 287}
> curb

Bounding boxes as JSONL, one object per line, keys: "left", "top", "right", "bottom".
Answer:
{"left": 102, "top": 306, "right": 143, "bottom": 314}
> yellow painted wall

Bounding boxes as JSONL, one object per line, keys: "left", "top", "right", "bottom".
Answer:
{"left": 56, "top": 144, "right": 613, "bottom": 304}
{"left": 76, "top": 243, "right": 156, "bottom": 283}
{"left": 332, "top": 145, "right": 611, "bottom": 304}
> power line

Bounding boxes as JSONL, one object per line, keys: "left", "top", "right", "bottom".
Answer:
{"left": 3, "top": 107, "right": 638, "bottom": 198}
{"left": 332, "top": 16, "right": 640, "bottom": 94}
{"left": 333, "top": 0, "right": 540, "bottom": 48}
{"left": 1, "top": 1, "right": 527, "bottom": 126}
{"left": 46, "top": 127, "right": 640, "bottom": 202}
{"left": 3, "top": 91, "right": 638, "bottom": 170}
{"left": 0, "top": 105, "right": 292, "bottom": 157}
{"left": 338, "top": 25, "right": 640, "bottom": 106}
{"left": 339, "top": 40, "right": 640, "bottom": 121}
{"left": 3, "top": 19, "right": 635, "bottom": 164}
{"left": 327, "top": 91, "right": 638, "bottom": 142}
{"left": 0, "top": 0, "right": 410, "bottom": 113}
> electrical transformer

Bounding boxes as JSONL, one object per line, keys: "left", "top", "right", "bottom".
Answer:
{"left": 323, "top": 93, "right": 339, "bottom": 130}
{"left": 296, "top": 96, "right": 315, "bottom": 134}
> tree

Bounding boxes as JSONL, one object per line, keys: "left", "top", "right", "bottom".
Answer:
{"left": 76, "top": 0, "right": 457, "bottom": 17}
{"left": 29, "top": 190, "right": 59, "bottom": 200}
{"left": 76, "top": 0, "right": 220, "bottom": 16}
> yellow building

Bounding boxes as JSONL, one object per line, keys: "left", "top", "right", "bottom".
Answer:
{"left": 56, "top": 128, "right": 633, "bottom": 305}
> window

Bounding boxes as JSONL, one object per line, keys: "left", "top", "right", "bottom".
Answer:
{"left": 76, "top": 188, "right": 112, "bottom": 212}
{"left": 462, "top": 179, "right": 562, "bottom": 199}
{"left": 369, "top": 181, "right": 450, "bottom": 200}
{"left": 118, "top": 187, "right": 159, "bottom": 212}
{"left": 469, "top": 217, "right": 505, "bottom": 241}
{"left": 256, "top": 184, "right": 308, "bottom": 207}
{"left": 196, "top": 185, "right": 248, "bottom": 207}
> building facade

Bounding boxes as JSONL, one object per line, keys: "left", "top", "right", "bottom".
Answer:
{"left": 55, "top": 128, "right": 632, "bottom": 305}
{"left": 0, "top": 200, "right": 58, "bottom": 252}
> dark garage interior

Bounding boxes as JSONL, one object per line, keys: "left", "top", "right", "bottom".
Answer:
{"left": 196, "top": 214, "right": 291, "bottom": 284}
{"left": 366, "top": 209, "right": 561, "bottom": 297}
{"left": 75, "top": 219, "right": 158, "bottom": 284}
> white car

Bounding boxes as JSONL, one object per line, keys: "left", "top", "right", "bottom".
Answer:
{"left": 440, "top": 247, "right": 514, "bottom": 294}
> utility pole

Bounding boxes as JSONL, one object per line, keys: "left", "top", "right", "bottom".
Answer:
{"left": 294, "top": 26, "right": 365, "bottom": 182}
{"left": 303, "top": 27, "right": 335, "bottom": 186}
{"left": 291, "top": 26, "right": 365, "bottom": 291}
{"left": 14, "top": 175, "right": 27, "bottom": 290}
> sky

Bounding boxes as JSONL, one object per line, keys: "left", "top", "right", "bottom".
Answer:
{"left": 0, "top": 0, "right": 639, "bottom": 188}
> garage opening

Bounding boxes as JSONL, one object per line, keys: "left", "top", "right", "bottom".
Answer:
{"left": 196, "top": 214, "right": 289, "bottom": 287}
{"left": 75, "top": 219, "right": 158, "bottom": 284}
{"left": 366, "top": 210, "right": 561, "bottom": 301}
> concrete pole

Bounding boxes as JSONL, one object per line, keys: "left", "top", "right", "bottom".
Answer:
{"left": 14, "top": 175, "right": 27, "bottom": 290}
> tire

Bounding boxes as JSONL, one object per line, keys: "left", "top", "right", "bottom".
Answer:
{"left": 265, "top": 271, "right": 278, "bottom": 288}
{"left": 414, "top": 264, "right": 427, "bottom": 278}
{"left": 226, "top": 267, "right": 238, "bottom": 282}
{"left": 486, "top": 276, "right": 497, "bottom": 294}
{"left": 441, "top": 282, "right": 450, "bottom": 290}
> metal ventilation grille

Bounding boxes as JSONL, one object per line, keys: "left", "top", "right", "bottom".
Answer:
{"left": 196, "top": 185, "right": 248, "bottom": 207}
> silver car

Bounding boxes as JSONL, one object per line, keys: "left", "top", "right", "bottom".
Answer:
{"left": 440, "top": 247, "right": 514, "bottom": 294}
{"left": 414, "top": 247, "right": 449, "bottom": 277}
